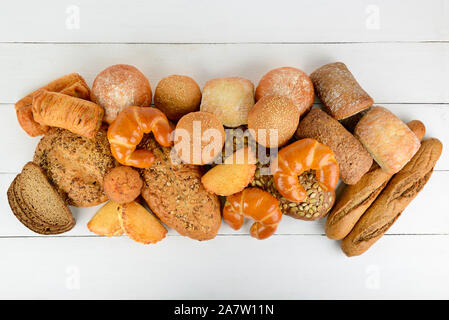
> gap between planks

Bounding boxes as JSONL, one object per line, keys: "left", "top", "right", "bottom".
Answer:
{"left": 0, "top": 233, "right": 448, "bottom": 240}
{"left": 0, "top": 41, "right": 448, "bottom": 45}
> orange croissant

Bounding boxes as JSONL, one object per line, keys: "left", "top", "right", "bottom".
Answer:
{"left": 107, "top": 106, "right": 173, "bottom": 168}
{"left": 32, "top": 90, "right": 104, "bottom": 139}
{"left": 271, "top": 138, "right": 339, "bottom": 202}
{"left": 223, "top": 188, "right": 282, "bottom": 240}
{"left": 15, "top": 73, "right": 90, "bottom": 137}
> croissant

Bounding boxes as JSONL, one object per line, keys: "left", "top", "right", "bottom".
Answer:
{"left": 32, "top": 90, "right": 104, "bottom": 139}
{"left": 223, "top": 188, "right": 282, "bottom": 240}
{"left": 271, "top": 138, "right": 339, "bottom": 202}
{"left": 107, "top": 106, "right": 172, "bottom": 168}
{"left": 15, "top": 73, "right": 90, "bottom": 137}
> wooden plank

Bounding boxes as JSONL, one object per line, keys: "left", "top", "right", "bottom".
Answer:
{"left": 0, "top": 170, "right": 447, "bottom": 237}
{"left": 1, "top": 103, "right": 447, "bottom": 174}
{"left": 0, "top": 0, "right": 448, "bottom": 43}
{"left": 0, "top": 235, "right": 448, "bottom": 299}
{"left": 0, "top": 43, "right": 448, "bottom": 104}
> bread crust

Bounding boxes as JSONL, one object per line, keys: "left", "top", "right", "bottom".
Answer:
{"left": 91, "top": 64, "right": 152, "bottom": 124}
{"left": 103, "top": 166, "right": 143, "bottom": 204}
{"left": 255, "top": 67, "right": 314, "bottom": 117}
{"left": 139, "top": 135, "right": 221, "bottom": 241}
{"left": 7, "top": 163, "right": 75, "bottom": 234}
{"left": 34, "top": 126, "right": 117, "bottom": 207}
{"left": 154, "top": 75, "right": 201, "bottom": 121}
{"left": 200, "top": 77, "right": 255, "bottom": 127}
{"left": 341, "top": 139, "right": 443, "bottom": 256}
{"left": 248, "top": 95, "right": 300, "bottom": 148}
{"left": 326, "top": 164, "right": 391, "bottom": 240}
{"left": 326, "top": 120, "right": 426, "bottom": 240}
{"left": 15, "top": 73, "right": 90, "bottom": 137}
{"left": 354, "top": 106, "right": 421, "bottom": 175}
{"left": 310, "top": 62, "right": 373, "bottom": 120}
{"left": 296, "top": 108, "right": 373, "bottom": 185}
{"left": 32, "top": 90, "right": 104, "bottom": 139}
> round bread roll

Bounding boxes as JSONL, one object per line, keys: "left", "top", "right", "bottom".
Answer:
{"left": 255, "top": 67, "right": 314, "bottom": 117}
{"left": 103, "top": 166, "right": 143, "bottom": 204}
{"left": 200, "top": 77, "right": 255, "bottom": 127}
{"left": 154, "top": 75, "right": 201, "bottom": 121}
{"left": 248, "top": 95, "right": 300, "bottom": 148}
{"left": 91, "top": 64, "right": 152, "bottom": 124}
{"left": 174, "top": 111, "right": 225, "bottom": 165}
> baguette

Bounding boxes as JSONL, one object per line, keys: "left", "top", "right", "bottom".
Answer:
{"left": 325, "top": 120, "right": 425, "bottom": 240}
{"left": 341, "top": 138, "right": 443, "bottom": 257}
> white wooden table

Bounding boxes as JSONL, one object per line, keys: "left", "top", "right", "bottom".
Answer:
{"left": 0, "top": 0, "right": 448, "bottom": 299}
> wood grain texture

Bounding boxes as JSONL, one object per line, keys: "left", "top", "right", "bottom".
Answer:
{"left": 0, "top": 0, "right": 448, "bottom": 43}
{"left": 0, "top": 43, "right": 448, "bottom": 104}
{"left": 1, "top": 0, "right": 448, "bottom": 299}
{"left": 0, "top": 235, "right": 448, "bottom": 299}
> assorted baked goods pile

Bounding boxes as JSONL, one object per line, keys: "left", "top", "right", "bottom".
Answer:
{"left": 7, "top": 62, "right": 443, "bottom": 256}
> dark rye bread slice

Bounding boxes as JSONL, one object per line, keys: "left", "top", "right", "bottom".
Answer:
{"left": 9, "top": 178, "right": 71, "bottom": 234}
{"left": 13, "top": 175, "right": 73, "bottom": 233}
{"left": 7, "top": 162, "right": 75, "bottom": 234}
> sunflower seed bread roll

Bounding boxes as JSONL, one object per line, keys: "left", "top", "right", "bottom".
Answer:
{"left": 325, "top": 120, "right": 425, "bottom": 240}
{"left": 341, "top": 138, "right": 443, "bottom": 257}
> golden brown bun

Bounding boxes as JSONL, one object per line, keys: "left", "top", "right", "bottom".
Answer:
{"left": 139, "top": 135, "right": 222, "bottom": 241}
{"left": 354, "top": 106, "right": 421, "bottom": 175}
{"left": 296, "top": 108, "right": 373, "bottom": 185}
{"left": 154, "top": 75, "right": 201, "bottom": 121}
{"left": 341, "top": 138, "right": 443, "bottom": 257}
{"left": 103, "top": 166, "right": 143, "bottom": 204}
{"left": 248, "top": 95, "right": 300, "bottom": 148}
{"left": 255, "top": 67, "right": 314, "bottom": 117}
{"left": 310, "top": 62, "right": 373, "bottom": 120}
{"left": 200, "top": 77, "right": 255, "bottom": 127}
{"left": 174, "top": 111, "right": 225, "bottom": 165}
{"left": 91, "top": 64, "right": 152, "bottom": 124}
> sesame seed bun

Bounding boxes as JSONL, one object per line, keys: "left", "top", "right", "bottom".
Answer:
{"left": 248, "top": 95, "right": 300, "bottom": 148}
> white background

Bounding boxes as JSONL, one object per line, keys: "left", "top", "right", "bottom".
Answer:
{"left": 0, "top": 0, "right": 448, "bottom": 299}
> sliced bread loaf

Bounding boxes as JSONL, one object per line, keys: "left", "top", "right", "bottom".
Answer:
{"left": 7, "top": 162, "right": 75, "bottom": 234}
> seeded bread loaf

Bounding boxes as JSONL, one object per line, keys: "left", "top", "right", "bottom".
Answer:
{"left": 7, "top": 162, "right": 75, "bottom": 234}
{"left": 341, "top": 138, "right": 443, "bottom": 257}
{"left": 139, "top": 135, "right": 221, "bottom": 241}
{"left": 34, "top": 126, "right": 117, "bottom": 207}
{"left": 296, "top": 108, "right": 373, "bottom": 185}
